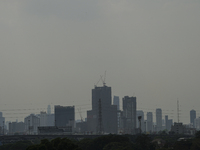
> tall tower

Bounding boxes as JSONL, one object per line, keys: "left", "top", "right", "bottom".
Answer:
{"left": 137, "top": 110, "right": 145, "bottom": 132}
{"left": 147, "top": 112, "right": 153, "bottom": 133}
{"left": 47, "top": 105, "right": 51, "bottom": 114}
{"left": 87, "top": 85, "right": 117, "bottom": 134}
{"left": 156, "top": 108, "right": 162, "bottom": 132}
{"left": 122, "top": 96, "right": 137, "bottom": 134}
{"left": 165, "top": 115, "right": 169, "bottom": 130}
{"left": 190, "top": 110, "right": 196, "bottom": 128}
{"left": 113, "top": 96, "right": 120, "bottom": 110}
{"left": 54, "top": 105, "right": 75, "bottom": 127}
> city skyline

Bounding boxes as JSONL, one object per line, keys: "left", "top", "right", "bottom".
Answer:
{"left": 1, "top": 83, "right": 199, "bottom": 124}
{"left": 1, "top": 83, "right": 199, "bottom": 135}
{"left": 0, "top": 0, "right": 200, "bottom": 124}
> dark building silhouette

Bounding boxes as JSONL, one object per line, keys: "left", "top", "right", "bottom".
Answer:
{"left": 9, "top": 122, "right": 25, "bottom": 135}
{"left": 156, "top": 108, "right": 162, "bottom": 132}
{"left": 122, "top": 96, "right": 137, "bottom": 134}
{"left": 87, "top": 85, "right": 117, "bottom": 134}
{"left": 147, "top": 112, "right": 153, "bottom": 133}
{"left": 113, "top": 96, "right": 120, "bottom": 110}
{"left": 190, "top": 109, "right": 196, "bottom": 127}
{"left": 55, "top": 105, "right": 75, "bottom": 127}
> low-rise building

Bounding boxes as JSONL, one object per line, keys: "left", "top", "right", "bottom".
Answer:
{"left": 9, "top": 122, "right": 25, "bottom": 135}
{"left": 171, "top": 122, "right": 185, "bottom": 134}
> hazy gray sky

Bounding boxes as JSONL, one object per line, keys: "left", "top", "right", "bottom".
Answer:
{"left": 0, "top": 0, "right": 200, "bottom": 123}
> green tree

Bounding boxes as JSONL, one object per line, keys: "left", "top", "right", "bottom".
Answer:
{"left": 135, "top": 134, "right": 155, "bottom": 150}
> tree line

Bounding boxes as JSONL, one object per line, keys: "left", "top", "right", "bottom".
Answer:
{"left": 0, "top": 131, "right": 200, "bottom": 150}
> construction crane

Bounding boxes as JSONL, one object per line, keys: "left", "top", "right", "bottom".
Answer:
{"left": 95, "top": 71, "right": 107, "bottom": 87}
{"left": 100, "top": 71, "right": 106, "bottom": 86}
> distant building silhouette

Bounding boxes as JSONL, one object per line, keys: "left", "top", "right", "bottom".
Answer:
{"left": 47, "top": 105, "right": 51, "bottom": 114}
{"left": 165, "top": 115, "right": 173, "bottom": 131}
{"left": 137, "top": 110, "right": 145, "bottom": 132}
{"left": 194, "top": 117, "right": 200, "bottom": 130}
{"left": 37, "top": 111, "right": 55, "bottom": 127}
{"left": 87, "top": 85, "right": 117, "bottom": 134}
{"left": 168, "top": 119, "right": 173, "bottom": 130}
{"left": 165, "top": 115, "right": 168, "bottom": 130}
{"left": 0, "top": 112, "right": 5, "bottom": 132}
{"left": 171, "top": 122, "right": 184, "bottom": 134}
{"left": 24, "top": 114, "right": 40, "bottom": 134}
{"left": 55, "top": 105, "right": 75, "bottom": 127}
{"left": 156, "top": 108, "right": 162, "bottom": 132}
{"left": 113, "top": 96, "right": 120, "bottom": 110}
{"left": 190, "top": 109, "right": 196, "bottom": 128}
{"left": 147, "top": 112, "right": 153, "bottom": 133}
{"left": 122, "top": 96, "right": 137, "bottom": 134}
{"left": 9, "top": 122, "right": 25, "bottom": 135}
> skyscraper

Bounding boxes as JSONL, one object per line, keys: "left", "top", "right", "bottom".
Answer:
{"left": 24, "top": 114, "right": 40, "bottom": 134}
{"left": 122, "top": 96, "right": 137, "bottom": 134}
{"left": 194, "top": 117, "right": 200, "bottom": 130}
{"left": 0, "top": 112, "right": 5, "bottom": 129}
{"left": 147, "top": 112, "right": 153, "bottom": 133}
{"left": 55, "top": 105, "right": 75, "bottom": 127}
{"left": 87, "top": 85, "right": 117, "bottom": 134}
{"left": 190, "top": 109, "right": 196, "bottom": 128}
{"left": 137, "top": 110, "right": 145, "bottom": 132}
{"left": 156, "top": 108, "right": 162, "bottom": 132}
{"left": 113, "top": 96, "right": 120, "bottom": 110}
{"left": 165, "top": 115, "right": 168, "bottom": 130}
{"left": 47, "top": 105, "right": 51, "bottom": 114}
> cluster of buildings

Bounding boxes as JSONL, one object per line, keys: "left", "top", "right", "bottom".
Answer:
{"left": 0, "top": 84, "right": 199, "bottom": 135}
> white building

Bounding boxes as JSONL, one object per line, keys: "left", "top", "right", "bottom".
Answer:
{"left": 37, "top": 111, "right": 55, "bottom": 127}
{"left": 38, "top": 111, "right": 47, "bottom": 127}
{"left": 194, "top": 117, "right": 200, "bottom": 130}
{"left": 24, "top": 114, "right": 40, "bottom": 134}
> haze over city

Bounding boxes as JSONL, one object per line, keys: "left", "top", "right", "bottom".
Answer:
{"left": 0, "top": 0, "right": 200, "bottom": 124}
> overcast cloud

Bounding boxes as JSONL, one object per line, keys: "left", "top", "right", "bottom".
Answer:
{"left": 0, "top": 0, "right": 200, "bottom": 123}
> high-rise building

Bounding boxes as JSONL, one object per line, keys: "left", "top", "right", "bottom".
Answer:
{"left": 113, "top": 96, "right": 120, "bottom": 130}
{"left": 87, "top": 85, "right": 117, "bottom": 134}
{"left": 147, "top": 112, "right": 153, "bottom": 133}
{"left": 168, "top": 119, "right": 173, "bottom": 131}
{"left": 194, "top": 117, "right": 200, "bottom": 130}
{"left": 0, "top": 112, "right": 5, "bottom": 131}
{"left": 46, "top": 114, "right": 55, "bottom": 126}
{"left": 137, "top": 110, "right": 145, "bottom": 132}
{"left": 165, "top": 115, "right": 168, "bottom": 130}
{"left": 55, "top": 105, "right": 75, "bottom": 127}
{"left": 165, "top": 115, "right": 173, "bottom": 131}
{"left": 37, "top": 111, "right": 55, "bottom": 127}
{"left": 156, "top": 108, "right": 162, "bottom": 132}
{"left": 24, "top": 114, "right": 40, "bottom": 134}
{"left": 190, "top": 110, "right": 196, "bottom": 128}
{"left": 122, "top": 96, "right": 137, "bottom": 134}
{"left": 113, "top": 96, "right": 120, "bottom": 110}
{"left": 47, "top": 105, "right": 51, "bottom": 114}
